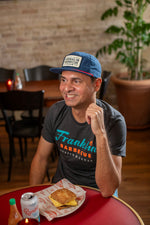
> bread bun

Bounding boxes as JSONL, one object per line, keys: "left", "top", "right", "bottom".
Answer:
{"left": 49, "top": 188, "right": 77, "bottom": 209}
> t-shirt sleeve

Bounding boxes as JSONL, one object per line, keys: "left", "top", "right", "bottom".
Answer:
{"left": 41, "top": 104, "right": 56, "bottom": 143}
{"left": 107, "top": 115, "right": 126, "bottom": 157}
{"left": 97, "top": 99, "right": 127, "bottom": 157}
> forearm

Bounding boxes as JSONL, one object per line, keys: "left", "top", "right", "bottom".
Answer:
{"left": 29, "top": 136, "right": 53, "bottom": 185}
{"left": 29, "top": 153, "right": 48, "bottom": 185}
{"left": 95, "top": 133, "right": 121, "bottom": 197}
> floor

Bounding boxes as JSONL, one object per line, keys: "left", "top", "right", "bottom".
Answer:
{"left": 0, "top": 123, "right": 150, "bottom": 224}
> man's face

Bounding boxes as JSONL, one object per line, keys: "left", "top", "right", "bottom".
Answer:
{"left": 59, "top": 71, "right": 99, "bottom": 109}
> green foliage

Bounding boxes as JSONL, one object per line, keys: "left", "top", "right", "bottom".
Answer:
{"left": 96, "top": 0, "right": 150, "bottom": 80}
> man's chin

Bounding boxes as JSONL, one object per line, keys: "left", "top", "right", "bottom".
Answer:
{"left": 65, "top": 101, "right": 76, "bottom": 107}
{"left": 64, "top": 99, "right": 78, "bottom": 107}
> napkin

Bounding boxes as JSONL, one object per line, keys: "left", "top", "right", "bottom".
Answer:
{"left": 35, "top": 178, "right": 86, "bottom": 221}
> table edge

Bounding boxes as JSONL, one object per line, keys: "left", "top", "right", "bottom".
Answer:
{"left": 113, "top": 195, "right": 144, "bottom": 225}
{"left": 0, "top": 183, "right": 144, "bottom": 225}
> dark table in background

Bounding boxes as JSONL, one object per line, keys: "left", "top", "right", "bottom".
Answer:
{"left": 0, "top": 80, "right": 63, "bottom": 107}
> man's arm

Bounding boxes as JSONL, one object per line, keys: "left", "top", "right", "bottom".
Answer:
{"left": 29, "top": 136, "right": 54, "bottom": 185}
{"left": 86, "top": 103, "right": 123, "bottom": 197}
{"left": 95, "top": 133, "right": 122, "bottom": 197}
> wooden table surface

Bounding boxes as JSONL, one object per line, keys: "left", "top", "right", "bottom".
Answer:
{"left": 0, "top": 80, "right": 63, "bottom": 107}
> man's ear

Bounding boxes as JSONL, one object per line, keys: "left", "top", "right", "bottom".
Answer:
{"left": 95, "top": 78, "right": 102, "bottom": 92}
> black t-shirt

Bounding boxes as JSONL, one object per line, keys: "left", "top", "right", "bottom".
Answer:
{"left": 42, "top": 99, "right": 126, "bottom": 189}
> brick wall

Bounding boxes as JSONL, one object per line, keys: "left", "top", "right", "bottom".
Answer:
{"left": 0, "top": 0, "right": 150, "bottom": 105}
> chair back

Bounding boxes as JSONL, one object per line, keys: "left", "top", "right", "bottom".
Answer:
{"left": 0, "top": 67, "right": 16, "bottom": 82}
{"left": 0, "top": 90, "right": 44, "bottom": 134}
{"left": 99, "top": 71, "right": 111, "bottom": 100}
{"left": 0, "top": 68, "right": 16, "bottom": 123}
{"left": 23, "top": 65, "right": 58, "bottom": 81}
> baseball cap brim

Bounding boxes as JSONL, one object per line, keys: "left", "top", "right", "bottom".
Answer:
{"left": 50, "top": 67, "right": 96, "bottom": 77}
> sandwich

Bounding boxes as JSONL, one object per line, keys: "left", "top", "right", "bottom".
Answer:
{"left": 49, "top": 188, "right": 77, "bottom": 209}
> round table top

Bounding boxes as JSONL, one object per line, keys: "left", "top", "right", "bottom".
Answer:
{"left": 0, "top": 184, "right": 143, "bottom": 225}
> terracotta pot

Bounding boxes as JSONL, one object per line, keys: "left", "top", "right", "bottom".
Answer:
{"left": 111, "top": 73, "right": 150, "bottom": 130}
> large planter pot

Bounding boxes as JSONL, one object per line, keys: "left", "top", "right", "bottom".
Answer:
{"left": 111, "top": 73, "right": 150, "bottom": 130}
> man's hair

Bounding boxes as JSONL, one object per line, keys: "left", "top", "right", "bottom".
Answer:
{"left": 90, "top": 76, "right": 97, "bottom": 83}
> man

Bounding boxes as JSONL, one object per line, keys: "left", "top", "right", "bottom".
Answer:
{"left": 29, "top": 51, "right": 126, "bottom": 197}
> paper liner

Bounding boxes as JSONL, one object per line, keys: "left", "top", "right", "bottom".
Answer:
{"left": 35, "top": 179, "right": 86, "bottom": 221}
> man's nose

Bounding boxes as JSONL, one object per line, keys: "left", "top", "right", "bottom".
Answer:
{"left": 64, "top": 81, "right": 74, "bottom": 92}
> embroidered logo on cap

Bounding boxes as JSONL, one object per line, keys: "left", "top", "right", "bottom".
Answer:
{"left": 63, "top": 55, "right": 82, "bottom": 68}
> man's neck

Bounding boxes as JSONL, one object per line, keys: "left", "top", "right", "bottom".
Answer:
{"left": 71, "top": 97, "right": 96, "bottom": 123}
{"left": 72, "top": 108, "right": 87, "bottom": 123}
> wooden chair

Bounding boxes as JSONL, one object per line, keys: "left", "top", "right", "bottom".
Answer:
{"left": 0, "top": 67, "right": 16, "bottom": 161}
{"left": 22, "top": 65, "right": 59, "bottom": 119}
{"left": 0, "top": 67, "right": 16, "bottom": 124}
{"left": 0, "top": 90, "right": 44, "bottom": 181}
{"left": 0, "top": 143, "right": 4, "bottom": 163}
{"left": 99, "top": 71, "right": 111, "bottom": 100}
{"left": 23, "top": 65, "right": 58, "bottom": 81}
{"left": 0, "top": 67, "right": 16, "bottom": 82}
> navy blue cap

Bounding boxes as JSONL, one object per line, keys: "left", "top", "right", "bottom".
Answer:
{"left": 50, "top": 51, "right": 101, "bottom": 78}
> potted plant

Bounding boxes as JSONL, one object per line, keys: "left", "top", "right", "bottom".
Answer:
{"left": 96, "top": 0, "right": 150, "bottom": 129}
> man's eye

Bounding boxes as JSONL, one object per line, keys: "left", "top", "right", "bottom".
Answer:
{"left": 74, "top": 79, "right": 81, "bottom": 84}
{"left": 60, "top": 78, "right": 66, "bottom": 82}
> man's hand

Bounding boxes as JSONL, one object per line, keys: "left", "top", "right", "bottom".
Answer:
{"left": 85, "top": 103, "right": 105, "bottom": 135}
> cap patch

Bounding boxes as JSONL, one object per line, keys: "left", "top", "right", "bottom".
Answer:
{"left": 63, "top": 55, "right": 82, "bottom": 68}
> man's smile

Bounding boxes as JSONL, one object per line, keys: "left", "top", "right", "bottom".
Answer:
{"left": 64, "top": 93, "right": 77, "bottom": 99}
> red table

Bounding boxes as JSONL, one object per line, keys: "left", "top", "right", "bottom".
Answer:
{"left": 0, "top": 185, "right": 144, "bottom": 225}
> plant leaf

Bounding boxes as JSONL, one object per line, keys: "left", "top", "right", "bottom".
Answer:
{"left": 105, "top": 25, "right": 124, "bottom": 34}
{"left": 101, "top": 7, "right": 118, "bottom": 20}
{"left": 124, "top": 11, "right": 135, "bottom": 22}
{"left": 116, "top": 0, "right": 123, "bottom": 7}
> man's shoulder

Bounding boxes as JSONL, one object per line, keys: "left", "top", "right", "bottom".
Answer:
{"left": 96, "top": 99, "right": 126, "bottom": 134}
{"left": 96, "top": 99, "right": 125, "bottom": 121}
{"left": 50, "top": 100, "right": 67, "bottom": 111}
{"left": 47, "top": 100, "right": 69, "bottom": 119}
{"left": 45, "top": 100, "right": 69, "bottom": 125}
